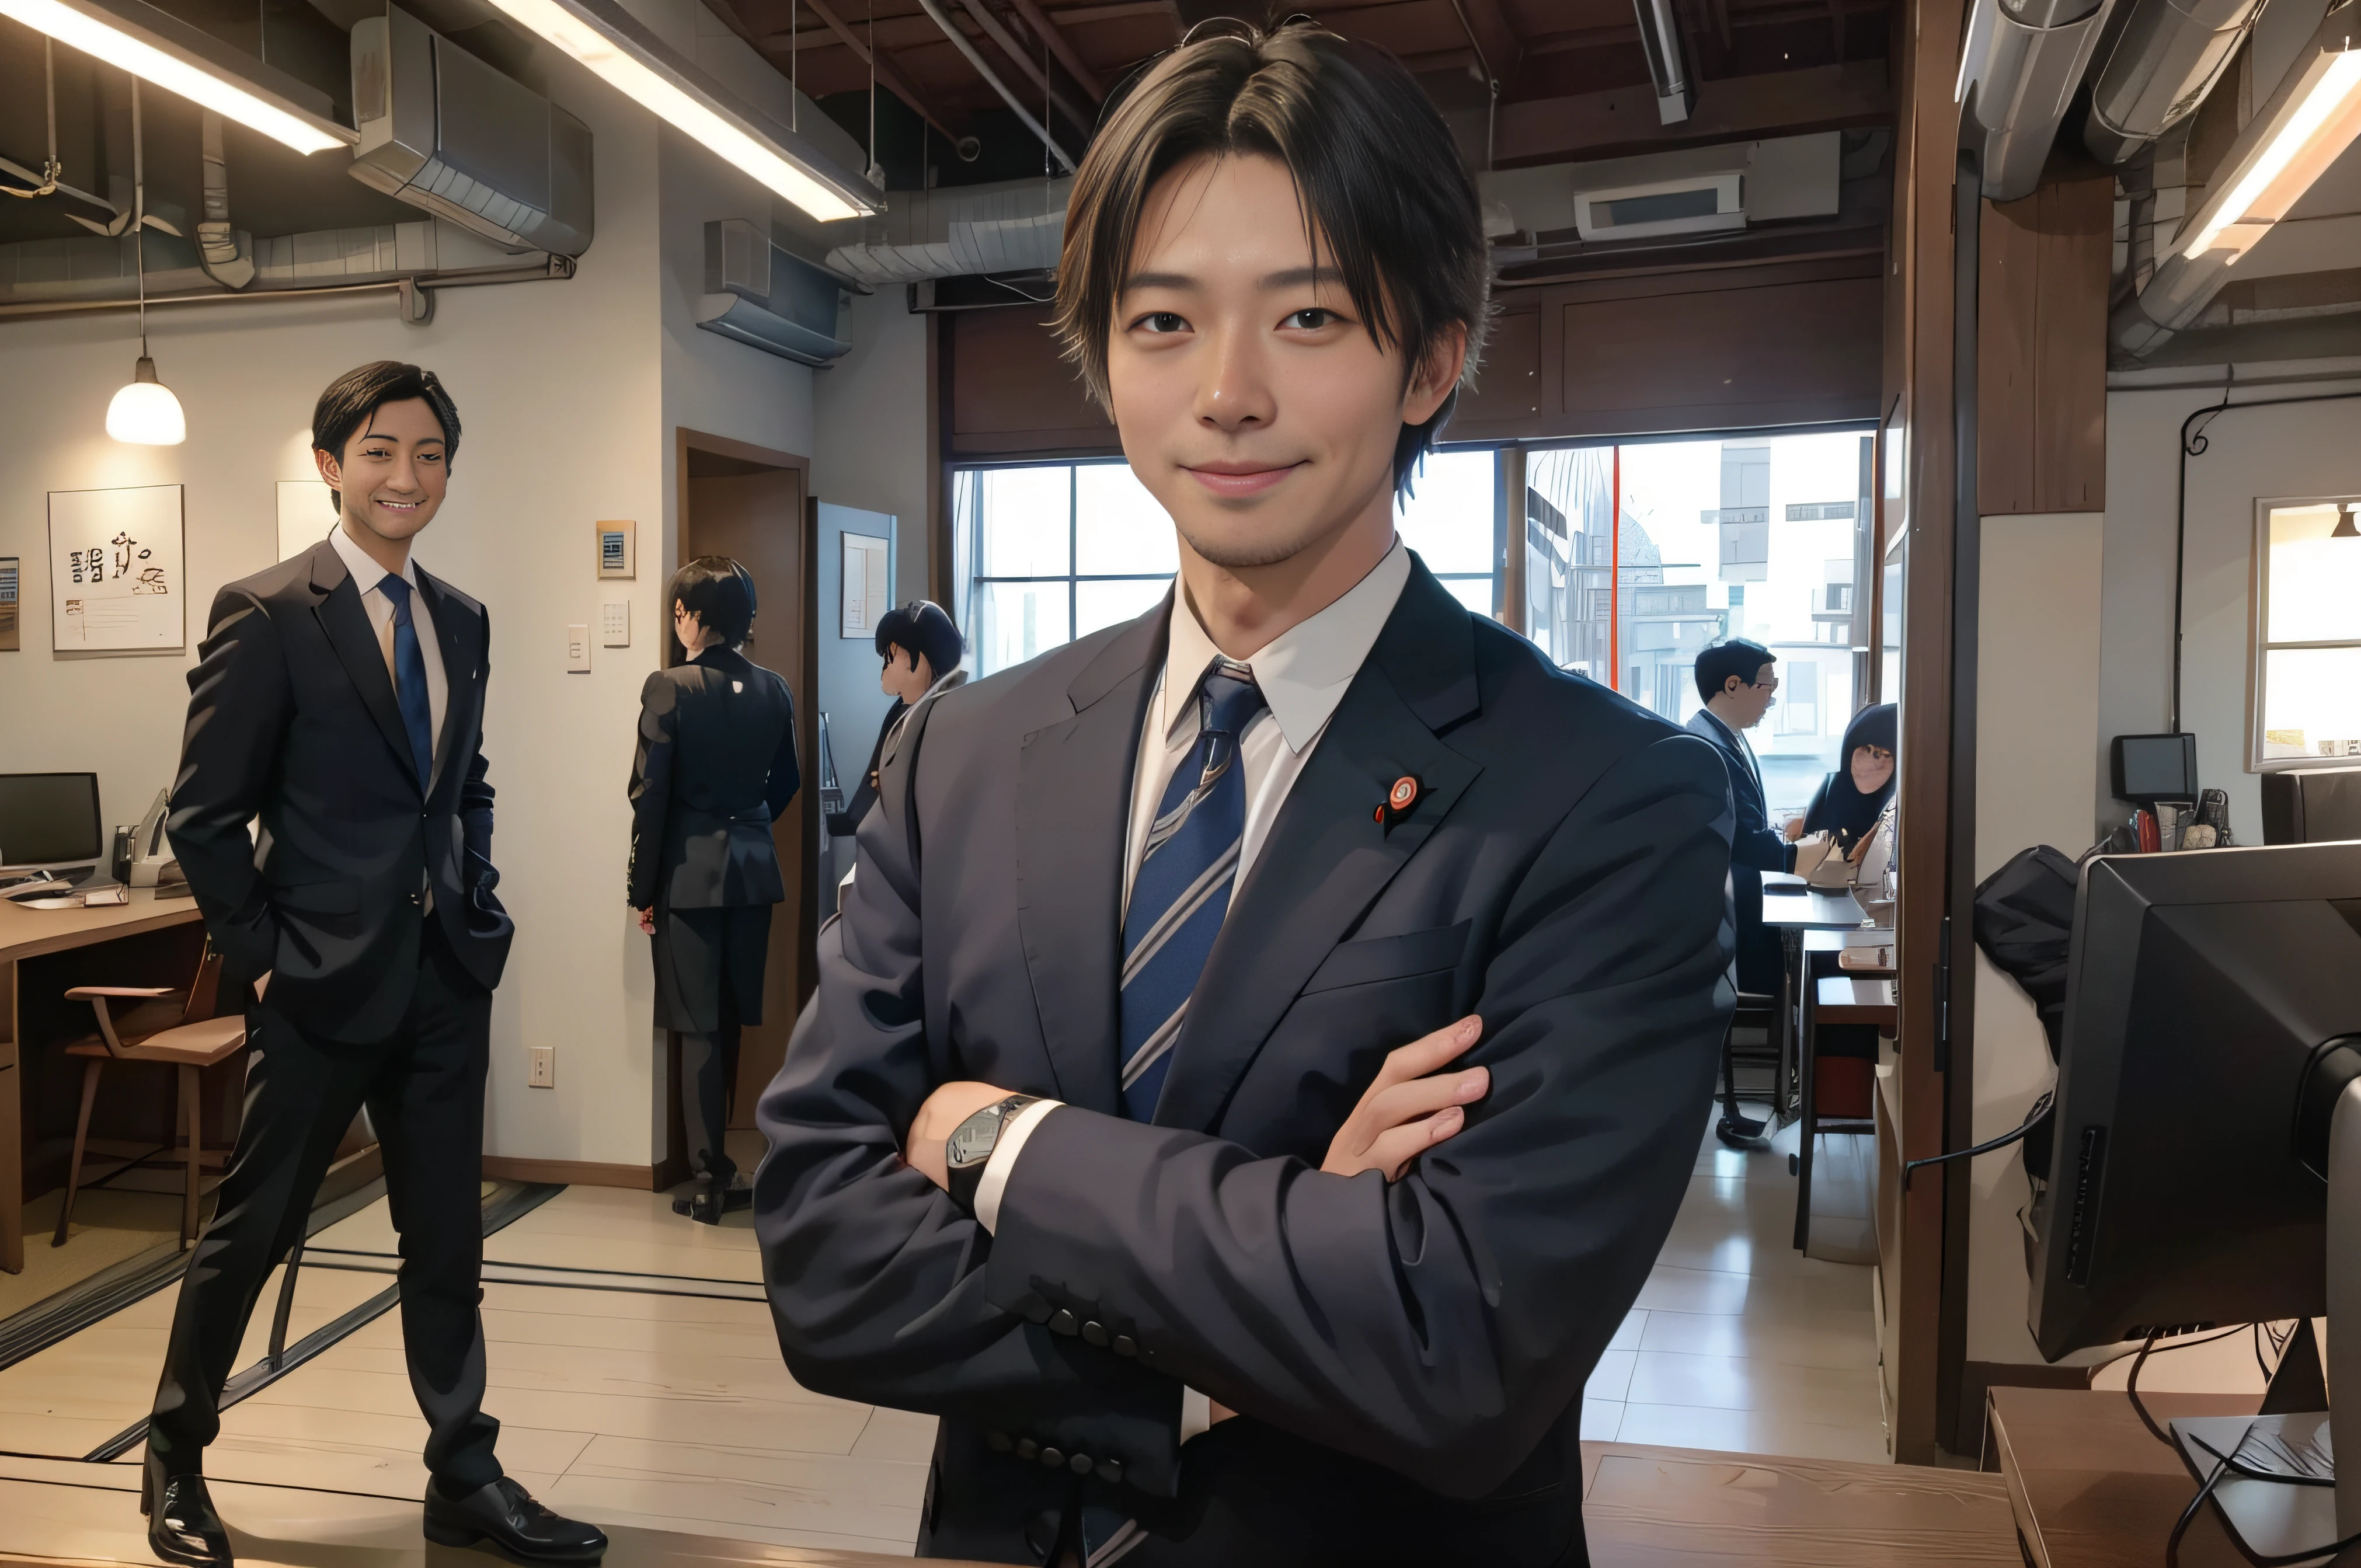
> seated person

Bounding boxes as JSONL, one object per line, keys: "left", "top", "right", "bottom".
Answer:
{"left": 826, "top": 600, "right": 963, "bottom": 841}
{"left": 1786, "top": 702, "right": 1896, "bottom": 861}
{"left": 753, "top": 22, "right": 1736, "bottom": 1568}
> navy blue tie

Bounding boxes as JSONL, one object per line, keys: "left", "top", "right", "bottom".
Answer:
{"left": 1117, "top": 663, "right": 1267, "bottom": 1122}
{"left": 377, "top": 574, "right": 435, "bottom": 791}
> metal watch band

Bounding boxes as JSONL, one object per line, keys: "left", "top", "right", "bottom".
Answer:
{"left": 945, "top": 1093, "right": 1037, "bottom": 1215}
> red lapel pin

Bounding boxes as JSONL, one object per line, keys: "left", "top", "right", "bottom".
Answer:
{"left": 1375, "top": 775, "right": 1422, "bottom": 827}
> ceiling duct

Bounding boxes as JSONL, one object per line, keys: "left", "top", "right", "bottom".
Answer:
{"left": 698, "top": 218, "right": 849, "bottom": 365}
{"left": 1956, "top": 0, "right": 2119, "bottom": 199}
{"left": 2083, "top": 0, "right": 2270, "bottom": 165}
{"left": 825, "top": 178, "right": 1071, "bottom": 285}
{"left": 349, "top": 4, "right": 594, "bottom": 257}
{"left": 1631, "top": 0, "right": 1697, "bottom": 124}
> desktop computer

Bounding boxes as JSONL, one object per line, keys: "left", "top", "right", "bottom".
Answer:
{"left": 2028, "top": 841, "right": 2361, "bottom": 1559}
{"left": 0, "top": 772, "right": 106, "bottom": 883}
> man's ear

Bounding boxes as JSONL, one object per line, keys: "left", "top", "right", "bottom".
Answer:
{"left": 1723, "top": 675, "right": 1745, "bottom": 696}
{"left": 1401, "top": 322, "right": 1470, "bottom": 426}
{"left": 314, "top": 445, "right": 340, "bottom": 489}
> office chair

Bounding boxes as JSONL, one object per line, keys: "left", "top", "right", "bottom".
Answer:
{"left": 51, "top": 939, "right": 247, "bottom": 1249}
{"left": 1715, "top": 989, "right": 1781, "bottom": 1149}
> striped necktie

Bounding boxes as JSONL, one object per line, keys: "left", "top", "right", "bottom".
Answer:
{"left": 1117, "top": 663, "right": 1267, "bottom": 1123}
{"left": 375, "top": 575, "right": 435, "bottom": 792}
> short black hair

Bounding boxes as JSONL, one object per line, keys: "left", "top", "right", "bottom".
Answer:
{"left": 875, "top": 600, "right": 963, "bottom": 681}
{"left": 311, "top": 361, "right": 461, "bottom": 509}
{"left": 1050, "top": 20, "right": 1490, "bottom": 490}
{"left": 668, "top": 556, "right": 757, "bottom": 649}
{"left": 1695, "top": 639, "right": 1777, "bottom": 702}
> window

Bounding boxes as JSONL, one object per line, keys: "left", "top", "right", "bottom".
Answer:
{"left": 955, "top": 452, "right": 1502, "bottom": 678}
{"left": 2252, "top": 497, "right": 2361, "bottom": 769}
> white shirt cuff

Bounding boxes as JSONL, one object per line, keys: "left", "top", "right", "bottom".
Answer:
{"left": 1180, "top": 1386, "right": 1213, "bottom": 1444}
{"left": 973, "top": 1098, "right": 1062, "bottom": 1234}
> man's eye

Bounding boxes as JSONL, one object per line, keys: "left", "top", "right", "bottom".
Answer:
{"left": 1136, "top": 312, "right": 1188, "bottom": 334}
{"left": 1284, "top": 308, "right": 1339, "bottom": 330}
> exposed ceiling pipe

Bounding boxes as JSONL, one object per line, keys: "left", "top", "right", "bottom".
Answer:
{"left": 2083, "top": 0, "right": 2268, "bottom": 165}
{"left": 1003, "top": 0, "right": 1103, "bottom": 101}
{"left": 1955, "top": 0, "right": 2116, "bottom": 200}
{"left": 195, "top": 110, "right": 256, "bottom": 290}
{"left": 1632, "top": 0, "right": 1697, "bottom": 123}
{"left": 913, "top": 0, "right": 1077, "bottom": 170}
{"left": 954, "top": 0, "right": 1091, "bottom": 131}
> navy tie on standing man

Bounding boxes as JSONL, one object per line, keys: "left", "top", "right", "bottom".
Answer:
{"left": 145, "top": 363, "right": 605, "bottom": 1568}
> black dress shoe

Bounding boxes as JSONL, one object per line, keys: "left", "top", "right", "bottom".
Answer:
{"left": 673, "top": 1179, "right": 751, "bottom": 1225}
{"left": 143, "top": 1457, "right": 233, "bottom": 1568}
{"left": 423, "top": 1477, "right": 607, "bottom": 1564}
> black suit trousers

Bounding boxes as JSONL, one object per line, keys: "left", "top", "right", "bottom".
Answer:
{"left": 147, "top": 919, "right": 502, "bottom": 1489}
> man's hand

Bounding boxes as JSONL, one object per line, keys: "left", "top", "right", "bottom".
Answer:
{"left": 907, "top": 1080, "right": 1019, "bottom": 1189}
{"left": 1321, "top": 1015, "right": 1488, "bottom": 1182}
{"left": 636, "top": 906, "right": 656, "bottom": 935}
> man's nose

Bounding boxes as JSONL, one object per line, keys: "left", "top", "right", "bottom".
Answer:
{"left": 1195, "top": 323, "right": 1276, "bottom": 431}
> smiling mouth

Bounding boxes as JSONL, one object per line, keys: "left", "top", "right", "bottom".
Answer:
{"left": 1183, "top": 462, "right": 1301, "bottom": 498}
{"left": 375, "top": 498, "right": 423, "bottom": 513}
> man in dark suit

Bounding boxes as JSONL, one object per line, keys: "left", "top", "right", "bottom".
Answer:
{"left": 757, "top": 27, "right": 1734, "bottom": 1567}
{"left": 1686, "top": 638, "right": 1795, "bottom": 1144}
{"left": 145, "top": 363, "right": 604, "bottom": 1568}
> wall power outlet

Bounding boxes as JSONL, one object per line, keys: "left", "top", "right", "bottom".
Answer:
{"left": 528, "top": 1046, "right": 556, "bottom": 1088}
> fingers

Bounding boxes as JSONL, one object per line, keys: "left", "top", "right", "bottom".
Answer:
{"left": 1362, "top": 1065, "right": 1489, "bottom": 1131}
{"left": 1363, "top": 1106, "right": 1467, "bottom": 1182}
{"left": 1371, "top": 1015, "right": 1482, "bottom": 1091}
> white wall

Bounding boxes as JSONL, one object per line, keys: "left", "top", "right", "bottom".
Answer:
{"left": 0, "top": 44, "right": 844, "bottom": 1173}
{"left": 2097, "top": 380, "right": 2361, "bottom": 845}
{"left": 813, "top": 287, "right": 934, "bottom": 607}
{"left": 1966, "top": 513, "right": 2105, "bottom": 1365}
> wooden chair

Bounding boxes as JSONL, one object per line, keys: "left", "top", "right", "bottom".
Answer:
{"left": 1714, "top": 990, "right": 1782, "bottom": 1148}
{"left": 51, "top": 941, "right": 246, "bottom": 1249}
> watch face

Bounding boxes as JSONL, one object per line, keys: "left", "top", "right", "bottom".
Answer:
{"left": 947, "top": 1104, "right": 1004, "bottom": 1170}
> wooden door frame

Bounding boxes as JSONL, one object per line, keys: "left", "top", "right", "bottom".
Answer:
{"left": 661, "top": 428, "right": 816, "bottom": 1192}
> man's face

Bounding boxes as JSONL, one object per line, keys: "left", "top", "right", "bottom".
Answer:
{"left": 1103, "top": 152, "right": 1462, "bottom": 573}
{"left": 316, "top": 396, "right": 449, "bottom": 547}
{"left": 1721, "top": 662, "right": 1780, "bottom": 728}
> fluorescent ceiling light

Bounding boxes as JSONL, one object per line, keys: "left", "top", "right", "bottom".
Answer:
{"left": 0, "top": 0, "right": 353, "bottom": 154}
{"left": 481, "top": 0, "right": 883, "bottom": 222}
{"left": 2182, "top": 43, "right": 2361, "bottom": 260}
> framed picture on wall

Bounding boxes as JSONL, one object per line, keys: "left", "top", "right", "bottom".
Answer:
{"left": 48, "top": 484, "right": 185, "bottom": 656}
{"left": 841, "top": 530, "right": 889, "bottom": 639}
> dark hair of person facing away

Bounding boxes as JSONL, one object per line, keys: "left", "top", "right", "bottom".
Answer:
{"left": 311, "top": 361, "right": 462, "bottom": 509}
{"left": 874, "top": 600, "right": 964, "bottom": 681}
{"left": 1694, "top": 638, "right": 1777, "bottom": 703}
{"left": 668, "top": 557, "right": 758, "bottom": 649}
{"left": 1049, "top": 19, "right": 1491, "bottom": 490}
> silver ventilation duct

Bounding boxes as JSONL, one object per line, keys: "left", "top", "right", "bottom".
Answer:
{"left": 1632, "top": 0, "right": 1697, "bottom": 124}
{"left": 2083, "top": 0, "right": 2269, "bottom": 165}
{"left": 1956, "top": 0, "right": 2119, "bottom": 198}
{"left": 698, "top": 219, "right": 850, "bottom": 366}
{"left": 825, "top": 178, "right": 1072, "bottom": 285}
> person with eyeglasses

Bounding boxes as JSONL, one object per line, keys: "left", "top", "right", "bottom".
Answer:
{"left": 824, "top": 600, "right": 965, "bottom": 843}
{"left": 1687, "top": 638, "right": 1795, "bottom": 1002}
{"left": 628, "top": 557, "right": 800, "bottom": 1225}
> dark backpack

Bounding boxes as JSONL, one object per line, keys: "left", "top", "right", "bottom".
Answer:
{"left": 1972, "top": 845, "right": 2080, "bottom": 1180}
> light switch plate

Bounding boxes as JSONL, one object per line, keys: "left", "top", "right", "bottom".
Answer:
{"left": 565, "top": 624, "right": 591, "bottom": 672}
{"left": 601, "top": 601, "right": 630, "bottom": 647}
{"left": 528, "top": 1046, "right": 555, "bottom": 1088}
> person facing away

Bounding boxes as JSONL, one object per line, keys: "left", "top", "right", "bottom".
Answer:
{"left": 824, "top": 598, "right": 964, "bottom": 842}
{"left": 628, "top": 557, "right": 799, "bottom": 1225}
{"left": 755, "top": 25, "right": 1736, "bottom": 1567}
{"left": 149, "top": 361, "right": 605, "bottom": 1568}
{"left": 1787, "top": 701, "right": 1897, "bottom": 857}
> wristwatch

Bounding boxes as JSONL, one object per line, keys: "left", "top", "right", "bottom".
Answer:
{"left": 946, "top": 1093, "right": 1040, "bottom": 1215}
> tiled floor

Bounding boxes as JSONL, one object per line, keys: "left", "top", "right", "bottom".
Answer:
{"left": 1581, "top": 1113, "right": 1889, "bottom": 1464}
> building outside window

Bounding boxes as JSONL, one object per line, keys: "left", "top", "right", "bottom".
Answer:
{"left": 2252, "top": 496, "right": 2361, "bottom": 769}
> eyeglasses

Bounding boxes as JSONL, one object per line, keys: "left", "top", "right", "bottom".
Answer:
{"left": 1750, "top": 676, "right": 1781, "bottom": 691}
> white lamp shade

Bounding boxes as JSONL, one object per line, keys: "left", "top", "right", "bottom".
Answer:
{"left": 107, "top": 372, "right": 186, "bottom": 445}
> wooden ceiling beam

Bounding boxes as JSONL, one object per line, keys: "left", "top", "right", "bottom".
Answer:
{"left": 752, "top": 0, "right": 963, "bottom": 138}
{"left": 1006, "top": 0, "right": 1106, "bottom": 99}
{"left": 1494, "top": 58, "right": 1887, "bottom": 164}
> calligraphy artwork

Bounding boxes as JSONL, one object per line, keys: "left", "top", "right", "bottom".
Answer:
{"left": 48, "top": 484, "right": 185, "bottom": 654}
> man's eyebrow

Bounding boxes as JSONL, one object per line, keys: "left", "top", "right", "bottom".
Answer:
{"left": 1118, "top": 270, "right": 1195, "bottom": 295}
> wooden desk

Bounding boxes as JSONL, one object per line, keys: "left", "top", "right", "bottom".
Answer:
{"left": 1758, "top": 889, "right": 1869, "bottom": 1123}
{"left": 1817, "top": 976, "right": 1899, "bottom": 1026}
{"left": 0, "top": 890, "right": 207, "bottom": 1274}
{"left": 1984, "top": 1385, "right": 2314, "bottom": 1568}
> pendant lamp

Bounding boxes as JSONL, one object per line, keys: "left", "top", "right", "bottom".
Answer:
{"left": 2334, "top": 504, "right": 2360, "bottom": 540}
{"left": 105, "top": 82, "right": 184, "bottom": 447}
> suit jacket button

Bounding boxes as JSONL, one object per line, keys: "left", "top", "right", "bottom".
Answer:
{"left": 1081, "top": 1320, "right": 1109, "bottom": 1347}
{"left": 985, "top": 1430, "right": 1012, "bottom": 1452}
{"left": 1068, "top": 1452, "right": 1092, "bottom": 1475}
{"left": 1038, "top": 1447, "right": 1064, "bottom": 1469}
{"left": 1049, "top": 1309, "right": 1078, "bottom": 1336}
{"left": 1098, "top": 1459, "right": 1123, "bottom": 1485}
{"left": 1112, "top": 1334, "right": 1138, "bottom": 1357}
{"left": 1016, "top": 1438, "right": 1039, "bottom": 1461}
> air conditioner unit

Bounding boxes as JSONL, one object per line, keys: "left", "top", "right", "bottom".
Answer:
{"left": 697, "top": 219, "right": 850, "bottom": 367}
{"left": 349, "top": 5, "right": 594, "bottom": 257}
{"left": 1572, "top": 172, "right": 1744, "bottom": 242}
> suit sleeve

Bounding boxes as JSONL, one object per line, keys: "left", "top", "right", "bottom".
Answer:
{"left": 982, "top": 733, "right": 1736, "bottom": 1499}
{"left": 764, "top": 681, "right": 800, "bottom": 829}
{"left": 462, "top": 613, "right": 496, "bottom": 887}
{"left": 1703, "top": 743, "right": 1794, "bottom": 874}
{"left": 167, "top": 588, "right": 291, "bottom": 978}
{"left": 753, "top": 701, "right": 1191, "bottom": 1497}
{"left": 626, "top": 673, "right": 676, "bottom": 910}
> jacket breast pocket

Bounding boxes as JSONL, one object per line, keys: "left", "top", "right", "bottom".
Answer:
{"left": 1300, "top": 919, "right": 1470, "bottom": 996}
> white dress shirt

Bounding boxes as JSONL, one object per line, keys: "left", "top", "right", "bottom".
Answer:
{"left": 329, "top": 524, "right": 448, "bottom": 785}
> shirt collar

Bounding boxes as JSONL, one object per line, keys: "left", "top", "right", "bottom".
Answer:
{"left": 329, "top": 523, "right": 417, "bottom": 594}
{"left": 1162, "top": 539, "right": 1411, "bottom": 754}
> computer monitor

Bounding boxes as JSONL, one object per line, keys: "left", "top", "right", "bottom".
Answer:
{"left": 2026, "top": 842, "right": 2361, "bottom": 1553}
{"left": 0, "top": 772, "right": 105, "bottom": 877}
{"left": 2110, "top": 731, "right": 2199, "bottom": 804}
{"left": 2262, "top": 765, "right": 2361, "bottom": 845}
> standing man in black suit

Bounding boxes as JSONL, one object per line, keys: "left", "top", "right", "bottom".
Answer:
{"left": 146, "top": 363, "right": 605, "bottom": 1568}
{"left": 628, "top": 556, "right": 800, "bottom": 1225}
{"left": 756, "top": 26, "right": 1735, "bottom": 1567}
{"left": 1685, "top": 638, "right": 1794, "bottom": 1144}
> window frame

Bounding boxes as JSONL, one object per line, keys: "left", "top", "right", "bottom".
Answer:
{"left": 2250, "top": 492, "right": 2361, "bottom": 773}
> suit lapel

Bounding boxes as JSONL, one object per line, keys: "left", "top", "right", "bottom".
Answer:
{"left": 309, "top": 543, "right": 422, "bottom": 795}
{"left": 1012, "top": 600, "right": 1169, "bottom": 1116}
{"left": 416, "top": 569, "right": 477, "bottom": 799}
{"left": 1153, "top": 564, "right": 1485, "bottom": 1133}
